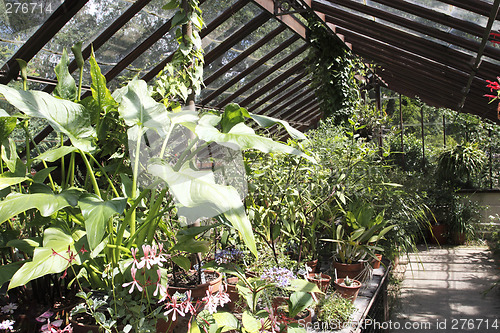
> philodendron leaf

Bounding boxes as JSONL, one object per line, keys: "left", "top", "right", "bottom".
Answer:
{"left": 221, "top": 103, "right": 250, "bottom": 133}
{"left": 34, "top": 146, "right": 78, "bottom": 163}
{"left": 54, "top": 48, "right": 77, "bottom": 101}
{"left": 242, "top": 311, "right": 261, "bottom": 333}
{"left": 148, "top": 161, "right": 257, "bottom": 256}
{"left": 249, "top": 113, "right": 307, "bottom": 141}
{"left": 78, "top": 194, "right": 127, "bottom": 250}
{"left": 212, "top": 312, "right": 240, "bottom": 331}
{"left": 195, "top": 114, "right": 316, "bottom": 164}
{"left": 89, "top": 48, "right": 116, "bottom": 113}
{"left": 0, "top": 262, "right": 23, "bottom": 288}
{"left": 9, "top": 228, "right": 81, "bottom": 289}
{"left": 173, "top": 236, "right": 210, "bottom": 254}
{"left": 284, "top": 279, "right": 323, "bottom": 294}
{"left": 0, "top": 177, "right": 29, "bottom": 190}
{"left": 0, "top": 189, "right": 81, "bottom": 225}
{"left": 0, "top": 109, "right": 10, "bottom": 117}
{"left": 6, "top": 238, "right": 40, "bottom": 256}
{"left": 114, "top": 79, "right": 170, "bottom": 137}
{"left": 288, "top": 291, "right": 313, "bottom": 318}
{"left": 0, "top": 115, "right": 16, "bottom": 143}
{"left": 0, "top": 85, "right": 96, "bottom": 152}
{"left": 171, "top": 256, "right": 191, "bottom": 271}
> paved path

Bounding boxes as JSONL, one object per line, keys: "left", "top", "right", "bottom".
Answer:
{"left": 390, "top": 246, "right": 500, "bottom": 333}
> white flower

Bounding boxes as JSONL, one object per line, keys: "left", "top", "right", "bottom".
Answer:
{"left": 1, "top": 303, "right": 17, "bottom": 314}
{"left": 0, "top": 319, "right": 14, "bottom": 331}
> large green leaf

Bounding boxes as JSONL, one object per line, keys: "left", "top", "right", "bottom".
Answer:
{"left": 0, "top": 189, "right": 81, "bottom": 224}
{"left": 0, "top": 116, "right": 16, "bottom": 143}
{"left": 249, "top": 113, "right": 307, "bottom": 141}
{"left": 0, "top": 85, "right": 96, "bottom": 152}
{"left": 212, "top": 312, "right": 240, "bottom": 332}
{"left": 0, "top": 177, "right": 29, "bottom": 190}
{"left": 89, "top": 48, "right": 116, "bottom": 113}
{"left": 1, "top": 138, "right": 23, "bottom": 174}
{"left": 0, "top": 262, "right": 23, "bottom": 288}
{"left": 54, "top": 48, "right": 77, "bottom": 101}
{"left": 220, "top": 103, "right": 250, "bottom": 133}
{"left": 195, "top": 114, "right": 315, "bottom": 164}
{"left": 114, "top": 79, "right": 170, "bottom": 137}
{"left": 78, "top": 194, "right": 127, "bottom": 250}
{"left": 148, "top": 161, "right": 257, "bottom": 256}
{"left": 34, "top": 146, "right": 78, "bottom": 163}
{"left": 242, "top": 311, "right": 261, "bottom": 333}
{"left": 0, "top": 109, "right": 10, "bottom": 117}
{"left": 9, "top": 228, "right": 81, "bottom": 289}
{"left": 6, "top": 238, "right": 40, "bottom": 256}
{"left": 172, "top": 235, "right": 210, "bottom": 254}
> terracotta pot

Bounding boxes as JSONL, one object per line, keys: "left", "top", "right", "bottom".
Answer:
{"left": 305, "top": 259, "right": 319, "bottom": 273}
{"left": 334, "top": 278, "right": 362, "bottom": 301}
{"left": 332, "top": 261, "right": 364, "bottom": 279}
{"left": 430, "top": 224, "right": 447, "bottom": 245}
{"left": 371, "top": 254, "right": 383, "bottom": 269}
{"left": 167, "top": 270, "right": 222, "bottom": 300}
{"left": 306, "top": 273, "right": 331, "bottom": 293}
{"left": 225, "top": 277, "right": 244, "bottom": 312}
{"left": 453, "top": 232, "right": 466, "bottom": 245}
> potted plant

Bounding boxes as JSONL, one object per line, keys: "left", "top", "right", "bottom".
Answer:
{"left": 334, "top": 276, "right": 362, "bottom": 301}
{"left": 316, "top": 293, "right": 355, "bottom": 329}
{"left": 322, "top": 202, "right": 394, "bottom": 279}
{"left": 306, "top": 272, "right": 331, "bottom": 293}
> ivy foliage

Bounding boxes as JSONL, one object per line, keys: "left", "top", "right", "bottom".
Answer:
{"left": 305, "top": 19, "right": 365, "bottom": 125}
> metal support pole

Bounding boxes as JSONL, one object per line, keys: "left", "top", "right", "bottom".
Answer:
{"left": 489, "top": 129, "right": 493, "bottom": 189}
{"left": 443, "top": 114, "right": 447, "bottom": 148}
{"left": 375, "top": 84, "right": 382, "bottom": 156}
{"left": 420, "top": 106, "right": 426, "bottom": 172}
{"left": 399, "top": 94, "right": 405, "bottom": 170}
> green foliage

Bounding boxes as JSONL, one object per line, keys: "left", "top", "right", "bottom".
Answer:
{"left": 305, "top": 19, "right": 364, "bottom": 124}
{"left": 436, "top": 142, "right": 486, "bottom": 187}
{"left": 316, "top": 293, "right": 355, "bottom": 324}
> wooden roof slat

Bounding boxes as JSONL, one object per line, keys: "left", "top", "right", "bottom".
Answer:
{"left": 215, "top": 44, "right": 308, "bottom": 107}
{"left": 201, "top": 34, "right": 300, "bottom": 104}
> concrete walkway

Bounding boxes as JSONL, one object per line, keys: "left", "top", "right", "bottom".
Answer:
{"left": 390, "top": 246, "right": 500, "bottom": 332}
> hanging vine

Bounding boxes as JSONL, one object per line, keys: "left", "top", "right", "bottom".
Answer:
{"left": 154, "top": 0, "right": 204, "bottom": 107}
{"left": 305, "top": 18, "right": 365, "bottom": 125}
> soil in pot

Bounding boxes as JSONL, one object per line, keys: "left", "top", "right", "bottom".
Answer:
{"left": 334, "top": 278, "right": 362, "bottom": 302}
{"left": 333, "top": 261, "right": 364, "bottom": 280}
{"left": 167, "top": 270, "right": 222, "bottom": 300}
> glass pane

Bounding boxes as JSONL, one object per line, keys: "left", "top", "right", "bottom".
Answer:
{"left": 0, "top": 0, "right": 64, "bottom": 67}
{"left": 26, "top": 0, "right": 134, "bottom": 81}
{"left": 202, "top": 2, "right": 264, "bottom": 54}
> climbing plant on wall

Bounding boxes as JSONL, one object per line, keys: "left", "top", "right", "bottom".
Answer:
{"left": 305, "top": 18, "right": 365, "bottom": 125}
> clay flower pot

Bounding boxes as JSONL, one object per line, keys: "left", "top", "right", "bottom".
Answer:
{"left": 333, "top": 261, "right": 364, "bottom": 279}
{"left": 167, "top": 270, "right": 222, "bottom": 300}
{"left": 306, "top": 273, "right": 331, "bottom": 293}
{"left": 371, "top": 254, "right": 383, "bottom": 269}
{"left": 305, "top": 259, "right": 319, "bottom": 273}
{"left": 334, "top": 278, "right": 362, "bottom": 301}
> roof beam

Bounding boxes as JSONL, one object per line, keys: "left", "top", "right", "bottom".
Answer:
{"left": 320, "top": 0, "right": 500, "bottom": 62}
{"left": 204, "top": 25, "right": 286, "bottom": 87}
{"left": 438, "top": 0, "right": 500, "bottom": 19}
{"left": 216, "top": 45, "right": 308, "bottom": 107}
{"left": 252, "top": 0, "right": 307, "bottom": 38}
{"left": 247, "top": 74, "right": 310, "bottom": 112}
{"left": 239, "top": 62, "right": 305, "bottom": 107}
{"left": 204, "top": 12, "right": 271, "bottom": 65}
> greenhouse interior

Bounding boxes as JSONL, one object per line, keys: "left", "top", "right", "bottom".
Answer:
{"left": 0, "top": 0, "right": 499, "bottom": 332}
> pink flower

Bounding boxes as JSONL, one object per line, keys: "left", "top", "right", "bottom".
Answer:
{"left": 163, "top": 296, "right": 186, "bottom": 322}
{"left": 122, "top": 267, "right": 143, "bottom": 294}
